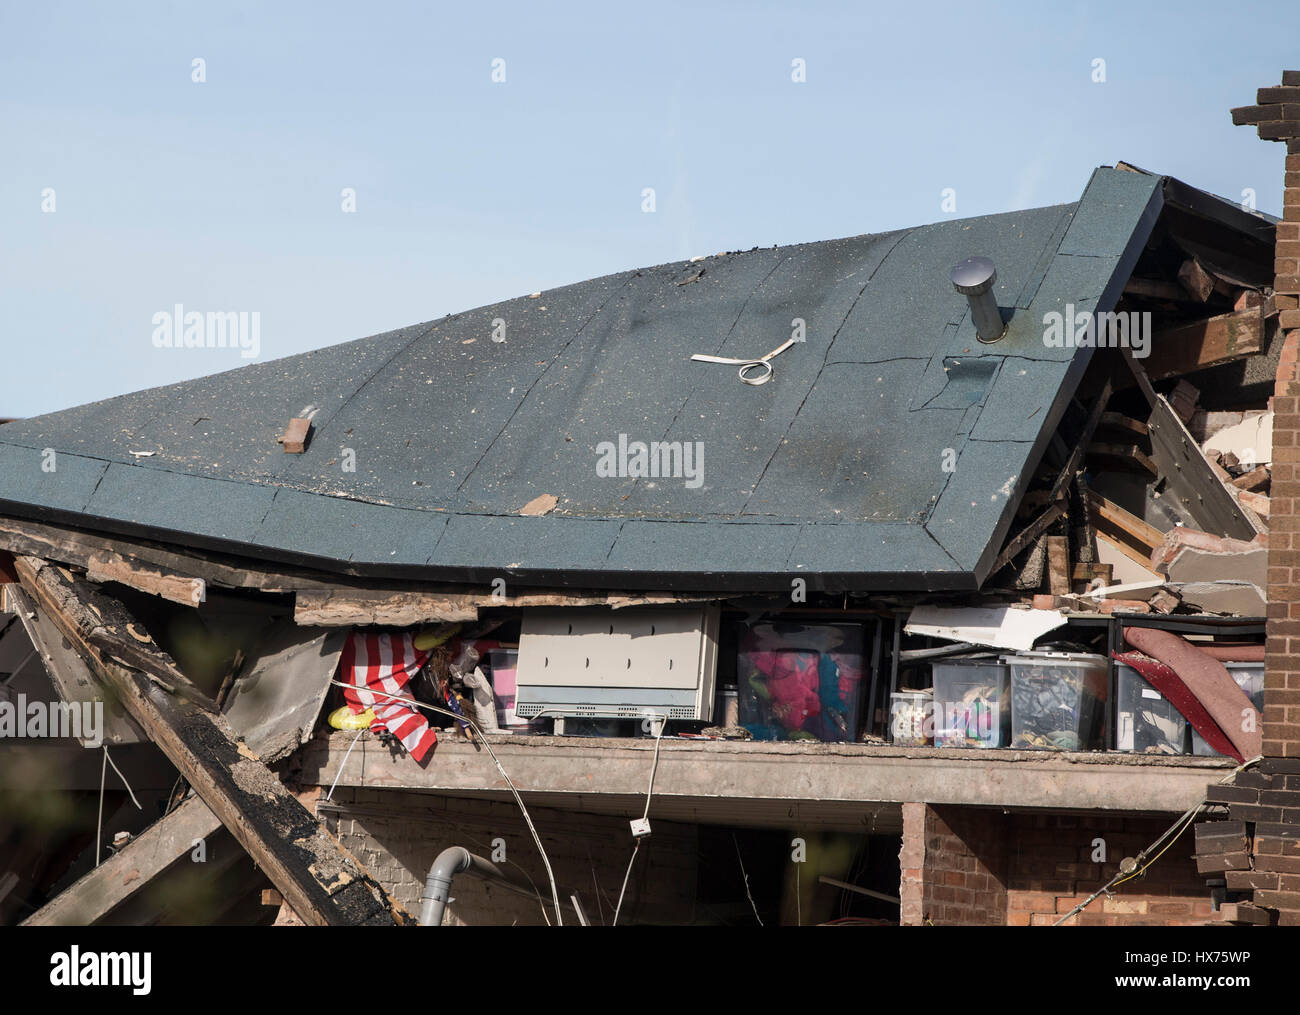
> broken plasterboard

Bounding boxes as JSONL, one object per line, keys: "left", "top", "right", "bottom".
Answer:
{"left": 904, "top": 605, "right": 1066, "bottom": 653}
{"left": 1203, "top": 410, "right": 1272, "bottom": 468}
{"left": 221, "top": 621, "right": 348, "bottom": 763}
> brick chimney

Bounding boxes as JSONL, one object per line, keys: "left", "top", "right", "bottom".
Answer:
{"left": 1223, "top": 73, "right": 1300, "bottom": 925}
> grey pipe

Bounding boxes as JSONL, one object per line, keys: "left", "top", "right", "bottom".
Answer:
{"left": 419, "top": 846, "right": 518, "bottom": 926}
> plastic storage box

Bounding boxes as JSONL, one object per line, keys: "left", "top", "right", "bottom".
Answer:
{"left": 737, "top": 622, "right": 864, "bottom": 742}
{"left": 1007, "top": 651, "right": 1107, "bottom": 751}
{"left": 1191, "top": 662, "right": 1265, "bottom": 757}
{"left": 889, "top": 690, "right": 932, "bottom": 746}
{"left": 1114, "top": 662, "right": 1187, "bottom": 754}
{"left": 488, "top": 649, "right": 524, "bottom": 730}
{"left": 930, "top": 658, "right": 1011, "bottom": 748}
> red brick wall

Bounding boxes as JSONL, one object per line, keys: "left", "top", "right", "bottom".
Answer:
{"left": 1268, "top": 160, "right": 1300, "bottom": 764}
{"left": 1004, "top": 814, "right": 1220, "bottom": 926}
{"left": 899, "top": 804, "right": 1219, "bottom": 926}
{"left": 919, "top": 805, "right": 1007, "bottom": 925}
{"left": 1234, "top": 76, "right": 1300, "bottom": 927}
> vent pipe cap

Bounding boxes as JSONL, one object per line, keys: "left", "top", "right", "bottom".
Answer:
{"left": 950, "top": 255, "right": 997, "bottom": 295}
{"left": 950, "top": 256, "right": 1006, "bottom": 343}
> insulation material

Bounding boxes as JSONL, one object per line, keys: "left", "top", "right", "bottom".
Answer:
{"left": 338, "top": 632, "right": 437, "bottom": 761}
{"left": 1121, "top": 627, "right": 1260, "bottom": 760}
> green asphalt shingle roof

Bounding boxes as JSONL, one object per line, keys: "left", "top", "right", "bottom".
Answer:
{"left": 0, "top": 167, "right": 1167, "bottom": 591}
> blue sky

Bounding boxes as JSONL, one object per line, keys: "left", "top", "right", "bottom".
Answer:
{"left": 2, "top": 0, "right": 1296, "bottom": 418}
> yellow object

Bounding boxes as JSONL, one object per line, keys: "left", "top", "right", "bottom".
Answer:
{"left": 413, "top": 624, "right": 461, "bottom": 651}
{"left": 329, "top": 706, "right": 375, "bottom": 731}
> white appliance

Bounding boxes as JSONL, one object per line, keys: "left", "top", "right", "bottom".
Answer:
{"left": 514, "top": 606, "right": 720, "bottom": 724}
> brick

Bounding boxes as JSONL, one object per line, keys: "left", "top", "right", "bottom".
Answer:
{"left": 1147, "top": 901, "right": 1193, "bottom": 915}
{"left": 1207, "top": 785, "right": 1261, "bottom": 805}
{"left": 1254, "top": 889, "right": 1300, "bottom": 909}
{"left": 1226, "top": 869, "right": 1280, "bottom": 891}
{"left": 1102, "top": 896, "right": 1148, "bottom": 914}
{"left": 1255, "top": 853, "right": 1300, "bottom": 873}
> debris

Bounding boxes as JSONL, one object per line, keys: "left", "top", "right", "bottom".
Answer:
{"left": 905, "top": 605, "right": 1067, "bottom": 652}
{"left": 1203, "top": 409, "right": 1273, "bottom": 467}
{"left": 520, "top": 493, "right": 558, "bottom": 516}
{"left": 1230, "top": 465, "right": 1270, "bottom": 491}
{"left": 277, "top": 417, "right": 312, "bottom": 454}
{"left": 1150, "top": 527, "right": 1267, "bottom": 614}
{"left": 1148, "top": 589, "right": 1181, "bottom": 614}
{"left": 1168, "top": 380, "right": 1200, "bottom": 423}
{"left": 1236, "top": 490, "right": 1269, "bottom": 517}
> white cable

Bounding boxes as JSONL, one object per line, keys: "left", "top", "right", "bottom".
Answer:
{"left": 95, "top": 748, "right": 106, "bottom": 868}
{"left": 327, "top": 730, "right": 365, "bottom": 802}
{"left": 326, "top": 678, "right": 564, "bottom": 926}
{"left": 734, "top": 832, "right": 764, "bottom": 926}
{"left": 612, "top": 842, "right": 640, "bottom": 926}
{"left": 103, "top": 747, "right": 142, "bottom": 810}
{"left": 612, "top": 712, "right": 667, "bottom": 926}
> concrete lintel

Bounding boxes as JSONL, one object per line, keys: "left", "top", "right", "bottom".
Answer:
{"left": 298, "top": 732, "right": 1230, "bottom": 816}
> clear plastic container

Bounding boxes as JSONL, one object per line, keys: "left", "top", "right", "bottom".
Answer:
{"left": 890, "top": 690, "right": 932, "bottom": 746}
{"left": 736, "top": 622, "right": 865, "bottom": 742}
{"left": 1191, "top": 662, "right": 1265, "bottom": 757}
{"left": 1007, "top": 651, "right": 1107, "bottom": 751}
{"left": 1114, "top": 663, "right": 1187, "bottom": 754}
{"left": 930, "top": 659, "right": 1010, "bottom": 748}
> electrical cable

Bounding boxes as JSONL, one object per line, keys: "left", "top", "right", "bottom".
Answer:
{"left": 326, "top": 678, "right": 564, "bottom": 926}
{"left": 612, "top": 712, "right": 667, "bottom": 926}
{"left": 1054, "top": 754, "right": 1261, "bottom": 926}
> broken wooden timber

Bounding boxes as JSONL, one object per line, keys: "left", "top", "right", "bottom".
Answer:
{"left": 1048, "top": 377, "right": 1113, "bottom": 503}
{"left": 1142, "top": 303, "right": 1266, "bottom": 382}
{"left": 294, "top": 586, "right": 729, "bottom": 626}
{"left": 0, "top": 514, "right": 341, "bottom": 593}
{"left": 988, "top": 502, "right": 1067, "bottom": 576}
{"left": 1086, "top": 491, "right": 1164, "bottom": 568}
{"left": 22, "top": 795, "right": 224, "bottom": 926}
{"left": 1046, "top": 535, "right": 1071, "bottom": 597}
{"left": 14, "top": 556, "right": 407, "bottom": 927}
{"left": 1085, "top": 442, "right": 1158, "bottom": 478}
{"left": 86, "top": 549, "right": 206, "bottom": 607}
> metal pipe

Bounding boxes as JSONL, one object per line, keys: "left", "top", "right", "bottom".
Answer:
{"left": 419, "top": 846, "right": 518, "bottom": 926}
{"left": 950, "top": 256, "right": 1006, "bottom": 342}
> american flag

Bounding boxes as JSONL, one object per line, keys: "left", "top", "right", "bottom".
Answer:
{"left": 338, "top": 631, "right": 438, "bottom": 761}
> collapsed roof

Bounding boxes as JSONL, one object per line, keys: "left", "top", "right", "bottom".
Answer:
{"left": 0, "top": 167, "right": 1271, "bottom": 592}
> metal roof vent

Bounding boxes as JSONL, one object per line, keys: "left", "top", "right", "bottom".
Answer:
{"left": 950, "top": 256, "right": 1006, "bottom": 343}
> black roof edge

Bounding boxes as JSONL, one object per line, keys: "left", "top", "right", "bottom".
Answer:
{"left": 0, "top": 498, "right": 980, "bottom": 595}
